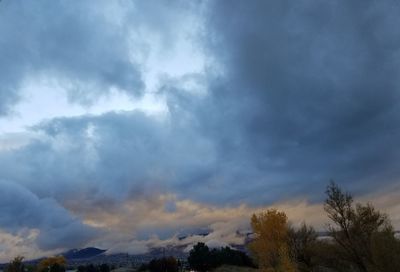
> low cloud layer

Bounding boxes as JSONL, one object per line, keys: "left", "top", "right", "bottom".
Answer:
{"left": 0, "top": 0, "right": 400, "bottom": 261}
{"left": 0, "top": 181, "right": 98, "bottom": 253}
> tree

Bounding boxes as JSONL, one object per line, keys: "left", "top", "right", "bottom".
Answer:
{"left": 6, "top": 256, "right": 25, "bottom": 272}
{"left": 77, "top": 265, "right": 86, "bottom": 272}
{"left": 85, "top": 264, "right": 97, "bottom": 272}
{"left": 249, "top": 209, "right": 296, "bottom": 272}
{"left": 188, "top": 242, "right": 212, "bottom": 272}
{"left": 142, "top": 257, "right": 179, "bottom": 272}
{"left": 370, "top": 228, "right": 400, "bottom": 272}
{"left": 49, "top": 263, "right": 65, "bottom": 272}
{"left": 324, "top": 181, "right": 400, "bottom": 272}
{"left": 36, "top": 256, "right": 66, "bottom": 272}
{"left": 187, "top": 242, "right": 255, "bottom": 271}
{"left": 99, "top": 264, "right": 110, "bottom": 272}
{"left": 288, "top": 223, "right": 318, "bottom": 271}
{"left": 212, "top": 246, "right": 255, "bottom": 268}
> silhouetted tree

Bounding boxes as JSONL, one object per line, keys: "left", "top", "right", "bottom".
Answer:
{"left": 288, "top": 223, "right": 318, "bottom": 271}
{"left": 99, "top": 264, "right": 110, "bottom": 272}
{"left": 324, "top": 181, "right": 400, "bottom": 272}
{"left": 143, "top": 257, "right": 178, "bottom": 272}
{"left": 85, "top": 264, "right": 97, "bottom": 272}
{"left": 6, "top": 256, "right": 25, "bottom": 272}
{"left": 210, "top": 246, "right": 255, "bottom": 268}
{"left": 76, "top": 264, "right": 111, "bottom": 272}
{"left": 188, "top": 243, "right": 212, "bottom": 272}
{"left": 77, "top": 265, "right": 86, "bottom": 272}
{"left": 370, "top": 228, "right": 400, "bottom": 272}
{"left": 49, "top": 263, "right": 65, "bottom": 272}
{"left": 188, "top": 242, "right": 255, "bottom": 271}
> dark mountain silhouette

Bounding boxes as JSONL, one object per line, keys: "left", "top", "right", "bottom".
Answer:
{"left": 62, "top": 247, "right": 106, "bottom": 259}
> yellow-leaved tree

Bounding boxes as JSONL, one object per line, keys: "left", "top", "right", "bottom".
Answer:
{"left": 249, "top": 209, "right": 296, "bottom": 272}
{"left": 36, "top": 256, "right": 66, "bottom": 272}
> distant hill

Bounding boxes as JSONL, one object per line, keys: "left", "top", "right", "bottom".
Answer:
{"left": 62, "top": 247, "right": 106, "bottom": 260}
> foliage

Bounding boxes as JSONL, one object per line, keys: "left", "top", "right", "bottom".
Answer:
{"left": 370, "top": 229, "right": 400, "bottom": 272}
{"left": 99, "top": 263, "right": 110, "bottom": 272}
{"left": 209, "top": 246, "right": 255, "bottom": 268}
{"left": 37, "top": 256, "right": 66, "bottom": 272}
{"left": 25, "top": 264, "right": 36, "bottom": 272}
{"left": 6, "top": 256, "right": 25, "bottom": 272}
{"left": 188, "top": 242, "right": 212, "bottom": 272}
{"left": 324, "top": 181, "right": 400, "bottom": 272}
{"left": 288, "top": 223, "right": 318, "bottom": 271}
{"left": 77, "top": 264, "right": 110, "bottom": 272}
{"left": 138, "top": 257, "right": 179, "bottom": 272}
{"left": 188, "top": 243, "right": 255, "bottom": 271}
{"left": 249, "top": 209, "right": 296, "bottom": 272}
{"left": 245, "top": 183, "right": 400, "bottom": 272}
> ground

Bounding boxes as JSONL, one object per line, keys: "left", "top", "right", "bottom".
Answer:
{"left": 212, "top": 265, "right": 259, "bottom": 272}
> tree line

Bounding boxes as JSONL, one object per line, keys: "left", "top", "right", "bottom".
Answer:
{"left": 249, "top": 182, "right": 400, "bottom": 272}
{"left": 137, "top": 245, "right": 255, "bottom": 272}
{"left": 5, "top": 256, "right": 67, "bottom": 272}
{"left": 4, "top": 256, "right": 113, "bottom": 272}
{"left": 187, "top": 243, "right": 256, "bottom": 271}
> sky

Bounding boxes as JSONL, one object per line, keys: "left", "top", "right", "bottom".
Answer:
{"left": 0, "top": 0, "right": 400, "bottom": 262}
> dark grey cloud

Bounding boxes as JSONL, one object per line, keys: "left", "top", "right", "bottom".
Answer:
{"left": 2, "top": 0, "right": 400, "bottom": 206}
{"left": 0, "top": 110, "right": 216, "bottom": 204}
{"left": 194, "top": 0, "right": 400, "bottom": 199}
{"left": 0, "top": 181, "right": 98, "bottom": 250}
{"left": 0, "top": 0, "right": 144, "bottom": 112}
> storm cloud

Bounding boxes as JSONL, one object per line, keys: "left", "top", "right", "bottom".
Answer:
{"left": 0, "top": 0, "right": 399, "bottom": 260}
{"left": 0, "top": 181, "right": 98, "bottom": 250}
{"left": 0, "top": 0, "right": 144, "bottom": 111}
{"left": 199, "top": 0, "right": 400, "bottom": 198}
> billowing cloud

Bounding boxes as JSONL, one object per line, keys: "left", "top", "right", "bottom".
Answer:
{"left": 0, "top": 0, "right": 201, "bottom": 114}
{"left": 197, "top": 0, "right": 400, "bottom": 198}
{"left": 0, "top": 229, "right": 57, "bottom": 263}
{"left": 0, "top": 181, "right": 99, "bottom": 255}
{"left": 0, "top": 0, "right": 143, "bottom": 113}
